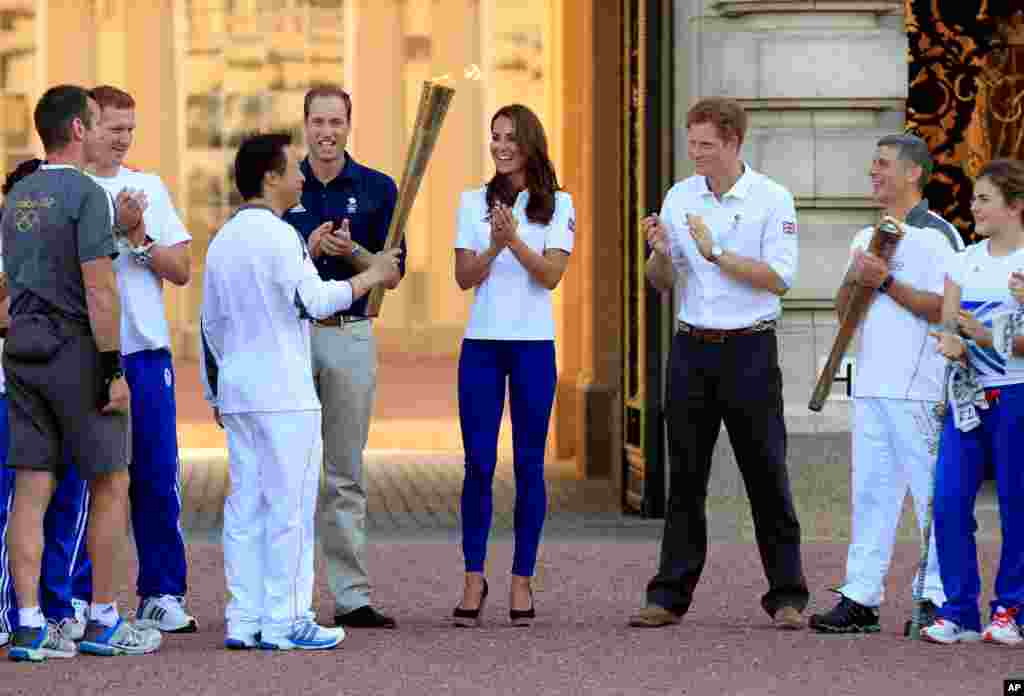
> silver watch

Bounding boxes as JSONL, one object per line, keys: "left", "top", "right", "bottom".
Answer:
{"left": 130, "top": 240, "right": 156, "bottom": 267}
{"left": 710, "top": 243, "right": 724, "bottom": 261}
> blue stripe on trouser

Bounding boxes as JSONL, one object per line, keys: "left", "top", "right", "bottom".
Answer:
{"left": 0, "top": 394, "right": 90, "bottom": 629}
{"left": 935, "top": 382, "right": 1024, "bottom": 632}
{"left": 39, "top": 465, "right": 91, "bottom": 620}
{"left": 1, "top": 457, "right": 14, "bottom": 633}
{"left": 457, "top": 339, "right": 556, "bottom": 577}
{"left": 125, "top": 349, "right": 187, "bottom": 598}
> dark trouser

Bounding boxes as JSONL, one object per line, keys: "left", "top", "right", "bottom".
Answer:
{"left": 646, "top": 329, "right": 808, "bottom": 618}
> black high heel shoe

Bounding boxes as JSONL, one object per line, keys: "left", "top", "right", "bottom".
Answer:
{"left": 453, "top": 577, "right": 488, "bottom": 627}
{"left": 509, "top": 587, "right": 535, "bottom": 626}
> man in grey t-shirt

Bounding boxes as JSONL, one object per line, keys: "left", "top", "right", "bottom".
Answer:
{"left": 2, "top": 85, "right": 159, "bottom": 662}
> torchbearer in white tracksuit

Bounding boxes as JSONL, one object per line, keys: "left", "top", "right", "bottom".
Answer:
{"left": 199, "top": 132, "right": 401, "bottom": 651}
{"left": 810, "top": 134, "right": 962, "bottom": 636}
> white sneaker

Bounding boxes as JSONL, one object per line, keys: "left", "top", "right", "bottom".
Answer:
{"left": 0, "top": 631, "right": 9, "bottom": 648}
{"left": 136, "top": 595, "right": 198, "bottom": 633}
{"left": 921, "top": 617, "right": 983, "bottom": 644}
{"left": 259, "top": 621, "right": 345, "bottom": 651}
{"left": 8, "top": 622, "right": 78, "bottom": 662}
{"left": 983, "top": 606, "right": 1023, "bottom": 647}
{"left": 79, "top": 618, "right": 162, "bottom": 656}
{"left": 60, "top": 598, "right": 90, "bottom": 641}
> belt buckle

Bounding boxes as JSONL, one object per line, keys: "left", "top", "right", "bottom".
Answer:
{"left": 703, "top": 331, "right": 727, "bottom": 344}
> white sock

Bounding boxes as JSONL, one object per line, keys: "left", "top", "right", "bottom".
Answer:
{"left": 90, "top": 602, "right": 119, "bottom": 627}
{"left": 18, "top": 606, "right": 45, "bottom": 629}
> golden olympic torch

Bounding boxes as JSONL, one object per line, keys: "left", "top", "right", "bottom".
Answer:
{"left": 364, "top": 80, "right": 456, "bottom": 316}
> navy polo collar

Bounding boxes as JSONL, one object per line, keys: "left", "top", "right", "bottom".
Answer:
{"left": 300, "top": 153, "right": 359, "bottom": 189}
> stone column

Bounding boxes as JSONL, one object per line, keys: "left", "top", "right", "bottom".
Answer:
{"left": 559, "top": 0, "right": 625, "bottom": 479}
{"left": 352, "top": 0, "right": 409, "bottom": 333}
{"left": 41, "top": 0, "right": 96, "bottom": 88}
{"left": 94, "top": 0, "right": 187, "bottom": 356}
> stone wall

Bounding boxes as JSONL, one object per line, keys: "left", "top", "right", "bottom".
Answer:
{"left": 673, "top": 0, "right": 908, "bottom": 494}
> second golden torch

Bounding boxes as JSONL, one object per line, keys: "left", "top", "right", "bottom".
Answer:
{"left": 364, "top": 80, "right": 456, "bottom": 317}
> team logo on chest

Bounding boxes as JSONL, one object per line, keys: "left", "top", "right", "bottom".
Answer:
{"left": 347, "top": 197, "right": 358, "bottom": 215}
{"left": 14, "top": 207, "right": 38, "bottom": 234}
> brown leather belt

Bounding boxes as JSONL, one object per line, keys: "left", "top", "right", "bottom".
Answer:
{"left": 313, "top": 314, "right": 369, "bottom": 328}
{"left": 677, "top": 319, "right": 776, "bottom": 343}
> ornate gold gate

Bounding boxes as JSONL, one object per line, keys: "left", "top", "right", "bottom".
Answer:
{"left": 621, "top": 0, "right": 674, "bottom": 516}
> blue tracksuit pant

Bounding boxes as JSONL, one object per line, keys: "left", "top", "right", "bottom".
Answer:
{"left": 934, "top": 383, "right": 1024, "bottom": 631}
{"left": 1, "top": 394, "right": 91, "bottom": 632}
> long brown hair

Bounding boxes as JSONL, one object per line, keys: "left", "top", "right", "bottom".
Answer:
{"left": 978, "top": 159, "right": 1024, "bottom": 226}
{"left": 486, "top": 104, "right": 560, "bottom": 226}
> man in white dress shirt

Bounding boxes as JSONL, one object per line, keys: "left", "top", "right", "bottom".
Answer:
{"left": 200, "top": 132, "right": 399, "bottom": 650}
{"left": 629, "top": 97, "right": 807, "bottom": 630}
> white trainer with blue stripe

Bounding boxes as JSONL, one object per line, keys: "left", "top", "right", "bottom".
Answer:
{"left": 8, "top": 623, "right": 77, "bottom": 662}
{"left": 259, "top": 621, "right": 345, "bottom": 651}
{"left": 79, "top": 617, "right": 162, "bottom": 656}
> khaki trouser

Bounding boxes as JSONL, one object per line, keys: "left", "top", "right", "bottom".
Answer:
{"left": 311, "top": 320, "right": 376, "bottom": 614}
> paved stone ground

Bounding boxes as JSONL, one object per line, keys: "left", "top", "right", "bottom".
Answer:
{"left": 2, "top": 539, "right": 1018, "bottom": 696}
{"left": 3, "top": 358, "right": 1014, "bottom": 694}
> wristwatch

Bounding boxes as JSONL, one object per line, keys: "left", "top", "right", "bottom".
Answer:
{"left": 709, "top": 243, "right": 724, "bottom": 263}
{"left": 130, "top": 239, "right": 156, "bottom": 267}
{"left": 879, "top": 274, "right": 894, "bottom": 294}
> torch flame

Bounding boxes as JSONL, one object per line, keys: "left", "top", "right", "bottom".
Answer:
{"left": 429, "top": 65, "right": 483, "bottom": 86}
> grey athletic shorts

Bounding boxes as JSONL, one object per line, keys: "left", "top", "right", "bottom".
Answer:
{"left": 3, "top": 313, "right": 129, "bottom": 479}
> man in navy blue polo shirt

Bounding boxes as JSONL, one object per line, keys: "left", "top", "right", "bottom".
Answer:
{"left": 283, "top": 84, "right": 404, "bottom": 629}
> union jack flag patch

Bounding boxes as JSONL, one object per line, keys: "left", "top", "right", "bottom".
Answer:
{"left": 782, "top": 221, "right": 796, "bottom": 235}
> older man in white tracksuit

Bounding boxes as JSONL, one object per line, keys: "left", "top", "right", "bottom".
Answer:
{"left": 200, "top": 133, "right": 399, "bottom": 651}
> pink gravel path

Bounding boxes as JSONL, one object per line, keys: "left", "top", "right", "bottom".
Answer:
{"left": 0, "top": 539, "right": 1014, "bottom": 696}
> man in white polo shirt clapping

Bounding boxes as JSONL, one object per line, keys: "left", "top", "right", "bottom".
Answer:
{"left": 629, "top": 97, "right": 808, "bottom": 631}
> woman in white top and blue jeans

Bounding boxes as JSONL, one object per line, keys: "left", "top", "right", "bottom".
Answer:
{"left": 452, "top": 104, "right": 574, "bottom": 626}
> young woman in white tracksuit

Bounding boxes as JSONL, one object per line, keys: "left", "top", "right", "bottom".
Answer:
{"left": 925, "top": 158, "right": 1024, "bottom": 646}
{"left": 200, "top": 133, "right": 400, "bottom": 651}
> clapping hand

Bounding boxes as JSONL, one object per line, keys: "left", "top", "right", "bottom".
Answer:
{"left": 957, "top": 309, "right": 990, "bottom": 345}
{"left": 1010, "top": 271, "right": 1024, "bottom": 305}
{"left": 320, "top": 219, "right": 355, "bottom": 257}
{"left": 929, "top": 329, "right": 967, "bottom": 362}
{"left": 490, "top": 203, "right": 518, "bottom": 248}
{"left": 643, "top": 214, "right": 670, "bottom": 257}
{"left": 115, "top": 188, "right": 148, "bottom": 246}
{"left": 685, "top": 213, "right": 713, "bottom": 260}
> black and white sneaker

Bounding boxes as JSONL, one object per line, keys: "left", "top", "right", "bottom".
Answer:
{"left": 136, "top": 595, "right": 198, "bottom": 633}
{"left": 809, "top": 595, "right": 880, "bottom": 634}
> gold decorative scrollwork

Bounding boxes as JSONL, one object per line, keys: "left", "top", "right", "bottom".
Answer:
{"left": 906, "top": 0, "right": 1023, "bottom": 242}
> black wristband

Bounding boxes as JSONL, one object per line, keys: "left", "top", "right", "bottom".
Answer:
{"left": 878, "top": 275, "right": 894, "bottom": 294}
{"left": 100, "top": 350, "right": 124, "bottom": 383}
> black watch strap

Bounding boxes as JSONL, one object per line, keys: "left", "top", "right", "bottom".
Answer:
{"left": 879, "top": 275, "right": 894, "bottom": 293}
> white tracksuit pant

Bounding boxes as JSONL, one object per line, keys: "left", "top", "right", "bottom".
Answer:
{"left": 839, "top": 397, "right": 946, "bottom": 607}
{"left": 221, "top": 410, "right": 322, "bottom": 641}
